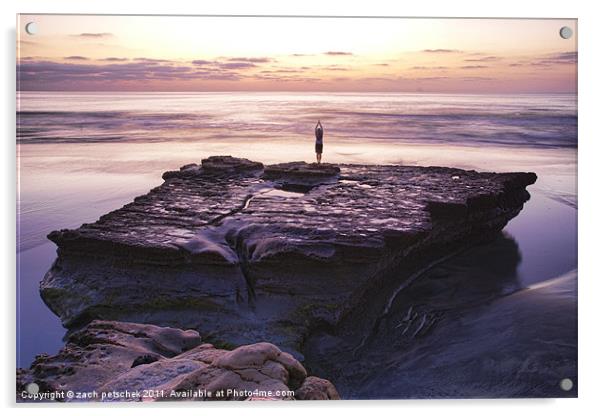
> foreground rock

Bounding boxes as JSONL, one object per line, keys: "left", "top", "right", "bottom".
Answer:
{"left": 17, "top": 320, "right": 339, "bottom": 402}
{"left": 41, "top": 156, "right": 536, "bottom": 357}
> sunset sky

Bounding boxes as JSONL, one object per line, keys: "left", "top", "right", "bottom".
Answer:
{"left": 17, "top": 15, "right": 577, "bottom": 93}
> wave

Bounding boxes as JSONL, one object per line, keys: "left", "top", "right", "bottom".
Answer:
{"left": 16, "top": 94, "right": 577, "bottom": 149}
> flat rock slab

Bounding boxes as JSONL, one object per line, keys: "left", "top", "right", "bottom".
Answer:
{"left": 46, "top": 156, "right": 535, "bottom": 263}
{"left": 17, "top": 320, "right": 339, "bottom": 402}
{"left": 263, "top": 161, "right": 341, "bottom": 188}
{"left": 41, "top": 156, "right": 536, "bottom": 356}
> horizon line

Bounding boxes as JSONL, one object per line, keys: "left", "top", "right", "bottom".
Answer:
{"left": 17, "top": 90, "right": 577, "bottom": 95}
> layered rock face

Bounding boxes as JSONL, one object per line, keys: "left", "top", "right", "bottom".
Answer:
{"left": 17, "top": 320, "right": 338, "bottom": 402}
{"left": 41, "top": 156, "right": 536, "bottom": 358}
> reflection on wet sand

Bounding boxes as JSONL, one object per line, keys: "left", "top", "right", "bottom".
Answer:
{"left": 304, "top": 233, "right": 577, "bottom": 398}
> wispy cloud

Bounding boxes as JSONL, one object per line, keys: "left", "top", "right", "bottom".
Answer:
{"left": 16, "top": 59, "right": 251, "bottom": 89}
{"left": 226, "top": 57, "right": 272, "bottom": 63}
{"left": 220, "top": 62, "right": 257, "bottom": 69}
{"left": 71, "top": 32, "right": 113, "bottom": 38}
{"left": 413, "top": 76, "right": 448, "bottom": 81}
{"left": 511, "top": 52, "right": 578, "bottom": 69}
{"left": 422, "top": 49, "right": 463, "bottom": 53}
{"left": 460, "top": 76, "right": 496, "bottom": 81}
{"left": 260, "top": 68, "right": 303, "bottom": 74}
{"left": 460, "top": 65, "right": 489, "bottom": 69}
{"left": 359, "top": 76, "right": 399, "bottom": 83}
{"left": 324, "top": 51, "right": 353, "bottom": 56}
{"left": 322, "top": 65, "right": 350, "bottom": 71}
{"left": 134, "top": 57, "right": 170, "bottom": 63}
{"left": 64, "top": 56, "right": 89, "bottom": 61}
{"left": 101, "top": 57, "right": 129, "bottom": 62}
{"left": 531, "top": 51, "right": 577, "bottom": 66}
{"left": 191, "top": 58, "right": 268, "bottom": 70}
{"left": 464, "top": 56, "right": 500, "bottom": 62}
{"left": 411, "top": 66, "right": 448, "bottom": 70}
{"left": 550, "top": 51, "right": 578, "bottom": 62}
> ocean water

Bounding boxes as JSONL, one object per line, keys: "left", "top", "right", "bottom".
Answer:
{"left": 16, "top": 92, "right": 577, "bottom": 396}
{"left": 18, "top": 92, "right": 576, "bottom": 148}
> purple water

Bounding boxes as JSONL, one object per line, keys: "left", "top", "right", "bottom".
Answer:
{"left": 17, "top": 92, "right": 576, "bottom": 148}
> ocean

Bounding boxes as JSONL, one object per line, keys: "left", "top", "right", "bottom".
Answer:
{"left": 16, "top": 92, "right": 577, "bottom": 396}
{"left": 17, "top": 91, "right": 576, "bottom": 148}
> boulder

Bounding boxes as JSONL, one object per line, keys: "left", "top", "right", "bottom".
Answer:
{"left": 162, "top": 156, "right": 264, "bottom": 180}
{"left": 295, "top": 376, "right": 341, "bottom": 400}
{"left": 17, "top": 320, "right": 339, "bottom": 402}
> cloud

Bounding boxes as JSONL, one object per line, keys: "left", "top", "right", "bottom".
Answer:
{"left": 101, "top": 57, "right": 129, "bottom": 62}
{"left": 323, "top": 65, "right": 350, "bottom": 71}
{"left": 359, "top": 76, "right": 399, "bottom": 82}
{"left": 16, "top": 59, "right": 251, "bottom": 88}
{"left": 19, "top": 61, "right": 189, "bottom": 80}
{"left": 530, "top": 51, "right": 578, "bottom": 66}
{"left": 134, "top": 57, "right": 170, "bottom": 63}
{"left": 460, "top": 76, "right": 496, "bottom": 81}
{"left": 192, "top": 57, "right": 274, "bottom": 70}
{"left": 249, "top": 72, "right": 320, "bottom": 83}
{"left": 192, "top": 71, "right": 241, "bottom": 81}
{"left": 464, "top": 56, "right": 499, "bottom": 62}
{"left": 549, "top": 51, "right": 577, "bottom": 62}
{"left": 64, "top": 56, "right": 89, "bottom": 61}
{"left": 414, "top": 76, "right": 448, "bottom": 81}
{"left": 324, "top": 51, "right": 353, "bottom": 56}
{"left": 226, "top": 57, "right": 272, "bottom": 63}
{"left": 219, "top": 62, "right": 256, "bottom": 70}
{"left": 72, "top": 32, "right": 113, "bottom": 38}
{"left": 422, "top": 49, "right": 462, "bottom": 53}
{"left": 411, "top": 66, "right": 448, "bottom": 70}
{"left": 460, "top": 65, "right": 488, "bottom": 69}
{"left": 260, "top": 69, "right": 302, "bottom": 74}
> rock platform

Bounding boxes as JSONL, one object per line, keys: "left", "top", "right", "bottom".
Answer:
{"left": 41, "top": 156, "right": 536, "bottom": 358}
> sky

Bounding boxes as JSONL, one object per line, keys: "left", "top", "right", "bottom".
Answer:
{"left": 17, "top": 15, "right": 577, "bottom": 93}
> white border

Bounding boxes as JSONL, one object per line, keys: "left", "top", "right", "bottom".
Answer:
{"left": 3, "top": 1, "right": 601, "bottom": 415}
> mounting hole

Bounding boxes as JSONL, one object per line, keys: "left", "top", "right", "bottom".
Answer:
{"left": 26, "top": 382, "right": 39, "bottom": 394}
{"left": 559, "top": 26, "right": 573, "bottom": 40}
{"left": 559, "top": 378, "right": 573, "bottom": 391}
{"left": 25, "top": 22, "right": 38, "bottom": 35}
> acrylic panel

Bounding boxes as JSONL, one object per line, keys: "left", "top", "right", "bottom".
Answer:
{"left": 16, "top": 14, "right": 577, "bottom": 402}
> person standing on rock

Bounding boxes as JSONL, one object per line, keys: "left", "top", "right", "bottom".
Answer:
{"left": 315, "top": 120, "right": 324, "bottom": 164}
